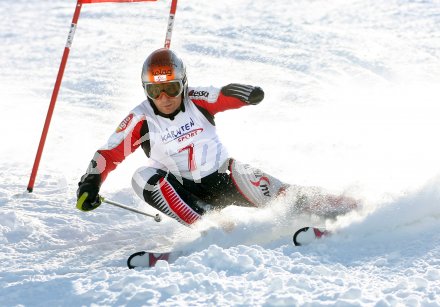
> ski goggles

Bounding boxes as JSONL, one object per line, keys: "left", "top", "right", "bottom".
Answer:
{"left": 143, "top": 80, "right": 184, "bottom": 100}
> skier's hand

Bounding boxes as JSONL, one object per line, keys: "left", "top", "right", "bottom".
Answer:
{"left": 221, "top": 84, "right": 264, "bottom": 105}
{"left": 76, "top": 182, "right": 101, "bottom": 212}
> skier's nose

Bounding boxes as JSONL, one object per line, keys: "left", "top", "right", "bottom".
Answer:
{"left": 157, "top": 91, "right": 170, "bottom": 101}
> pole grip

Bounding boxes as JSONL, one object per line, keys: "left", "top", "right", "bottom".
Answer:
{"left": 76, "top": 192, "right": 89, "bottom": 211}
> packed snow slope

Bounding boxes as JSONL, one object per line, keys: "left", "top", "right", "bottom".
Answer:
{"left": 1, "top": 0, "right": 440, "bottom": 305}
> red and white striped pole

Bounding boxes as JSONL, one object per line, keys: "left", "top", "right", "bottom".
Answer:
{"left": 27, "top": 0, "right": 160, "bottom": 192}
{"left": 27, "top": 1, "right": 83, "bottom": 192}
{"left": 164, "top": 0, "right": 178, "bottom": 49}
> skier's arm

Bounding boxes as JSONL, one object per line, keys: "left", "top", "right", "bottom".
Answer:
{"left": 77, "top": 114, "right": 149, "bottom": 211}
{"left": 190, "top": 84, "right": 264, "bottom": 115}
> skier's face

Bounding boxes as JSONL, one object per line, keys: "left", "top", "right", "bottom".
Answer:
{"left": 152, "top": 92, "right": 182, "bottom": 114}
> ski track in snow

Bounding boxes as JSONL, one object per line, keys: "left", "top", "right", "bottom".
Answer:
{"left": 1, "top": 0, "right": 440, "bottom": 306}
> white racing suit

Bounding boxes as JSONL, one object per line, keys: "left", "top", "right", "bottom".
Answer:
{"left": 79, "top": 84, "right": 290, "bottom": 226}
{"left": 79, "top": 84, "right": 356, "bottom": 226}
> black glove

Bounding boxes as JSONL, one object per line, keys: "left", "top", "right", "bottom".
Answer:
{"left": 76, "top": 174, "right": 102, "bottom": 212}
{"left": 221, "top": 83, "right": 264, "bottom": 105}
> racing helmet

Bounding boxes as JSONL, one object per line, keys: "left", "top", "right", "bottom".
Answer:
{"left": 141, "top": 48, "right": 187, "bottom": 100}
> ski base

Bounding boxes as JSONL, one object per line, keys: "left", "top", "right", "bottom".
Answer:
{"left": 293, "top": 227, "right": 330, "bottom": 246}
{"left": 127, "top": 250, "right": 184, "bottom": 269}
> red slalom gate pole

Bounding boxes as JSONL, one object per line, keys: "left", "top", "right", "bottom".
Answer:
{"left": 164, "top": 0, "right": 178, "bottom": 49}
{"left": 27, "top": 0, "right": 158, "bottom": 192}
{"left": 27, "top": 1, "right": 83, "bottom": 192}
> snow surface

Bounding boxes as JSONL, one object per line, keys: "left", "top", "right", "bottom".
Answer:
{"left": 1, "top": 0, "right": 440, "bottom": 305}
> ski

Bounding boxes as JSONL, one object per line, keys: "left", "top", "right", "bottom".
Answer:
{"left": 293, "top": 227, "right": 330, "bottom": 246}
{"left": 128, "top": 227, "right": 329, "bottom": 268}
{"left": 127, "top": 250, "right": 185, "bottom": 269}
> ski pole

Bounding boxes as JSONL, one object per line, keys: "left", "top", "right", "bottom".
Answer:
{"left": 100, "top": 196, "right": 162, "bottom": 222}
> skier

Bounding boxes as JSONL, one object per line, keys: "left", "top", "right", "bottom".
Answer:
{"left": 76, "top": 48, "right": 357, "bottom": 226}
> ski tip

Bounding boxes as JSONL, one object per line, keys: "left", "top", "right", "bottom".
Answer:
{"left": 293, "top": 227, "right": 329, "bottom": 246}
{"left": 127, "top": 251, "right": 146, "bottom": 269}
{"left": 293, "top": 227, "right": 310, "bottom": 246}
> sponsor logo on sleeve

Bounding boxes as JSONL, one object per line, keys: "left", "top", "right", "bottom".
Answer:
{"left": 116, "top": 114, "right": 134, "bottom": 133}
{"left": 188, "top": 90, "right": 209, "bottom": 98}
